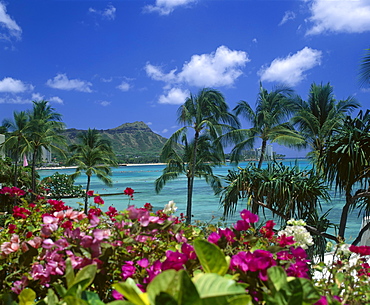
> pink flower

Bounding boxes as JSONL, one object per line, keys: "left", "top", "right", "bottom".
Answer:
{"left": 219, "top": 228, "right": 235, "bottom": 242}
{"left": 234, "top": 220, "right": 251, "bottom": 231}
{"left": 181, "top": 243, "right": 197, "bottom": 260}
{"left": 240, "top": 209, "right": 259, "bottom": 223}
{"left": 94, "top": 196, "right": 104, "bottom": 205}
{"left": 121, "top": 261, "right": 136, "bottom": 280}
{"left": 1, "top": 234, "right": 20, "bottom": 255}
{"left": 161, "top": 250, "right": 188, "bottom": 271}
{"left": 208, "top": 232, "right": 221, "bottom": 244}
{"left": 87, "top": 190, "right": 94, "bottom": 196}
{"left": 124, "top": 187, "right": 134, "bottom": 197}
{"left": 314, "top": 296, "right": 328, "bottom": 305}
{"left": 137, "top": 258, "right": 149, "bottom": 268}
{"left": 349, "top": 245, "right": 370, "bottom": 256}
{"left": 8, "top": 224, "right": 16, "bottom": 234}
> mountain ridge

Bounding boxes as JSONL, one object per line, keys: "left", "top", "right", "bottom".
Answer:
{"left": 62, "top": 121, "right": 168, "bottom": 162}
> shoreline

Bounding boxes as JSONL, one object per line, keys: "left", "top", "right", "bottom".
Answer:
{"left": 36, "top": 163, "right": 167, "bottom": 170}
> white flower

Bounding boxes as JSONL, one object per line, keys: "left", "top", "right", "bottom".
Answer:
{"left": 279, "top": 219, "right": 313, "bottom": 249}
{"left": 163, "top": 200, "right": 177, "bottom": 214}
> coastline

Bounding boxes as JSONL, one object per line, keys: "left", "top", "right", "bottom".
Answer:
{"left": 36, "top": 163, "right": 167, "bottom": 170}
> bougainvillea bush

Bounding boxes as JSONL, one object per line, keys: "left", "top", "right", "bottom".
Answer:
{"left": 0, "top": 187, "right": 369, "bottom": 305}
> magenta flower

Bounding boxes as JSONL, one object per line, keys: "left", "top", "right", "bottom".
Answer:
{"left": 240, "top": 209, "right": 259, "bottom": 223}
{"left": 112, "top": 290, "right": 124, "bottom": 300}
{"left": 87, "top": 190, "right": 94, "bottom": 196}
{"left": 181, "top": 243, "right": 197, "bottom": 260}
{"left": 145, "top": 260, "right": 162, "bottom": 283}
{"left": 219, "top": 228, "right": 235, "bottom": 242}
{"left": 161, "top": 250, "right": 188, "bottom": 271}
{"left": 121, "top": 261, "right": 136, "bottom": 280}
{"left": 314, "top": 296, "right": 328, "bottom": 305}
{"left": 208, "top": 232, "right": 221, "bottom": 244}
{"left": 94, "top": 196, "right": 104, "bottom": 205}
{"left": 234, "top": 219, "right": 251, "bottom": 231}
{"left": 137, "top": 258, "right": 149, "bottom": 268}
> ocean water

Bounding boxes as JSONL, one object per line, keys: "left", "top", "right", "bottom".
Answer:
{"left": 38, "top": 159, "right": 362, "bottom": 242}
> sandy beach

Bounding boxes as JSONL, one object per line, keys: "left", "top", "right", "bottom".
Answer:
{"left": 36, "top": 163, "right": 167, "bottom": 170}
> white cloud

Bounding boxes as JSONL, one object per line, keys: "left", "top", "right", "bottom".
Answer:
{"left": 89, "top": 4, "right": 116, "bottom": 20}
{"left": 32, "top": 93, "right": 44, "bottom": 101}
{"left": 49, "top": 96, "right": 64, "bottom": 104}
{"left": 161, "top": 128, "right": 169, "bottom": 133}
{"left": 0, "top": 2, "right": 22, "bottom": 40}
{"left": 0, "top": 96, "right": 31, "bottom": 104}
{"left": 258, "top": 47, "right": 322, "bottom": 86}
{"left": 306, "top": 0, "right": 370, "bottom": 35}
{"left": 146, "top": 45, "right": 249, "bottom": 88}
{"left": 0, "top": 77, "right": 33, "bottom": 93}
{"left": 146, "top": 121, "right": 153, "bottom": 125}
{"left": 158, "top": 87, "right": 189, "bottom": 105}
{"left": 117, "top": 81, "right": 131, "bottom": 92}
{"left": 143, "top": 0, "right": 196, "bottom": 15}
{"left": 46, "top": 74, "right": 92, "bottom": 92}
{"left": 99, "top": 100, "right": 111, "bottom": 106}
{"left": 279, "top": 11, "right": 296, "bottom": 26}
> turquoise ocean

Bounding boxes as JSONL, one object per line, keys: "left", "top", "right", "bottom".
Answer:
{"left": 38, "top": 159, "right": 362, "bottom": 243}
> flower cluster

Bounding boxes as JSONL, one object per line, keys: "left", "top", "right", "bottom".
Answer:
{"left": 0, "top": 186, "right": 26, "bottom": 197}
{"left": 0, "top": 186, "right": 369, "bottom": 305}
{"left": 278, "top": 219, "right": 313, "bottom": 249}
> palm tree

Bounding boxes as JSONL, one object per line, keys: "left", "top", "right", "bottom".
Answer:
{"left": 219, "top": 162, "right": 336, "bottom": 259}
{"left": 155, "top": 134, "right": 223, "bottom": 221}
{"left": 321, "top": 110, "right": 370, "bottom": 241}
{"left": 229, "top": 84, "right": 304, "bottom": 168}
{"left": 27, "top": 101, "right": 66, "bottom": 193}
{"left": 359, "top": 47, "right": 370, "bottom": 86}
{"left": 162, "top": 88, "right": 240, "bottom": 224}
{"left": 292, "top": 82, "right": 359, "bottom": 163}
{"left": 1, "top": 111, "right": 30, "bottom": 187}
{"left": 68, "top": 128, "right": 117, "bottom": 213}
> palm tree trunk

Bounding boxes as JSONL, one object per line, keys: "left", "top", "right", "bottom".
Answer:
{"left": 85, "top": 175, "right": 91, "bottom": 214}
{"left": 13, "top": 140, "right": 20, "bottom": 188}
{"left": 258, "top": 140, "right": 267, "bottom": 169}
{"left": 31, "top": 148, "right": 38, "bottom": 196}
{"left": 186, "top": 175, "right": 193, "bottom": 224}
{"left": 338, "top": 192, "right": 353, "bottom": 241}
{"left": 186, "top": 131, "right": 200, "bottom": 224}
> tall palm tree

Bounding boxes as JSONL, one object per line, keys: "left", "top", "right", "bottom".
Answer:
{"left": 321, "top": 110, "right": 370, "bottom": 241}
{"left": 359, "top": 47, "right": 370, "bottom": 86}
{"left": 155, "top": 134, "right": 223, "bottom": 221}
{"left": 1, "top": 111, "right": 30, "bottom": 187}
{"left": 27, "top": 101, "right": 66, "bottom": 193}
{"left": 68, "top": 128, "right": 117, "bottom": 213}
{"left": 292, "top": 82, "right": 359, "bottom": 163}
{"left": 162, "top": 88, "right": 240, "bottom": 224}
{"left": 229, "top": 84, "right": 304, "bottom": 168}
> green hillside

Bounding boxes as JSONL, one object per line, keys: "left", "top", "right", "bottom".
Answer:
{"left": 62, "top": 121, "right": 168, "bottom": 163}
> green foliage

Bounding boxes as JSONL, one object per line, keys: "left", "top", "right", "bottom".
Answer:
{"left": 41, "top": 172, "right": 84, "bottom": 199}
{"left": 264, "top": 267, "right": 321, "bottom": 305}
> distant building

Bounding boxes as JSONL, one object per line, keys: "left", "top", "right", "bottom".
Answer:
{"left": 0, "top": 134, "right": 5, "bottom": 159}
{"left": 41, "top": 147, "right": 52, "bottom": 163}
{"left": 256, "top": 144, "right": 274, "bottom": 160}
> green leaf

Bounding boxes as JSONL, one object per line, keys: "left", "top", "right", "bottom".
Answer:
{"left": 81, "top": 291, "right": 105, "bottom": 305}
{"left": 267, "top": 266, "right": 287, "bottom": 293}
{"left": 42, "top": 289, "right": 59, "bottom": 305}
{"left": 192, "top": 273, "right": 246, "bottom": 298}
{"left": 19, "top": 288, "right": 36, "bottom": 305}
{"left": 193, "top": 239, "right": 229, "bottom": 275}
{"left": 202, "top": 295, "right": 252, "bottom": 305}
{"left": 154, "top": 292, "right": 178, "bottom": 305}
{"left": 147, "top": 270, "right": 179, "bottom": 305}
{"left": 65, "top": 259, "right": 75, "bottom": 290}
{"left": 176, "top": 270, "right": 202, "bottom": 305}
{"left": 71, "top": 264, "right": 97, "bottom": 291}
{"left": 113, "top": 279, "right": 147, "bottom": 305}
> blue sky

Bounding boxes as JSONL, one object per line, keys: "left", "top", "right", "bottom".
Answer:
{"left": 0, "top": 0, "right": 370, "bottom": 157}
